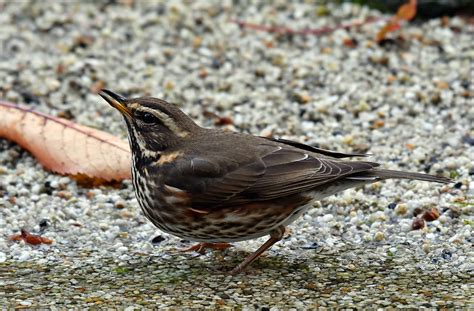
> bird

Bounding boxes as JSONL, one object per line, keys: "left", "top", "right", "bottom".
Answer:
{"left": 99, "top": 89, "right": 451, "bottom": 274}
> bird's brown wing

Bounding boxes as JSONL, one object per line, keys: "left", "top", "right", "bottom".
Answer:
{"left": 233, "top": 144, "right": 378, "bottom": 203}
{"left": 264, "top": 137, "right": 370, "bottom": 158}
{"left": 162, "top": 140, "right": 379, "bottom": 208}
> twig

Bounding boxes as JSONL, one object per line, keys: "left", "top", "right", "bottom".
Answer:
{"left": 231, "top": 16, "right": 385, "bottom": 36}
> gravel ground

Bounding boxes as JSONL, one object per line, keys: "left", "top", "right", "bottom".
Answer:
{"left": 0, "top": 1, "right": 473, "bottom": 309}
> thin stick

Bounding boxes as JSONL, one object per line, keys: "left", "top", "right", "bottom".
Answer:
{"left": 231, "top": 16, "right": 384, "bottom": 36}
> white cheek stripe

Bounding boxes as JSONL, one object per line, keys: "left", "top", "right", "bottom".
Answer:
{"left": 128, "top": 127, "right": 160, "bottom": 158}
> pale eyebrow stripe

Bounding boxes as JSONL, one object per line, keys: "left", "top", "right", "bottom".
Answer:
{"left": 138, "top": 106, "right": 189, "bottom": 137}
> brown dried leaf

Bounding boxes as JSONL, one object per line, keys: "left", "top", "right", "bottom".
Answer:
{"left": 396, "top": 0, "right": 417, "bottom": 21}
{"left": 0, "top": 101, "right": 131, "bottom": 181}
{"left": 376, "top": 0, "right": 417, "bottom": 43}
{"left": 9, "top": 229, "right": 53, "bottom": 245}
{"left": 376, "top": 21, "right": 401, "bottom": 42}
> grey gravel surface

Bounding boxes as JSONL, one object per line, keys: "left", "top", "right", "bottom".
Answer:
{"left": 0, "top": 1, "right": 473, "bottom": 309}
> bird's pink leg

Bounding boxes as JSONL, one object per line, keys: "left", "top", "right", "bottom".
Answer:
{"left": 178, "top": 242, "right": 232, "bottom": 254}
{"left": 230, "top": 226, "right": 285, "bottom": 274}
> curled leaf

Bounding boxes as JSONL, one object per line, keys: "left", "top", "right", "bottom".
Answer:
{"left": 376, "top": 21, "right": 402, "bottom": 42}
{"left": 9, "top": 229, "right": 53, "bottom": 245}
{"left": 376, "top": 0, "right": 417, "bottom": 42}
{"left": 0, "top": 100, "right": 131, "bottom": 181}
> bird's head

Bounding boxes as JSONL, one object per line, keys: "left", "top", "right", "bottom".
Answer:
{"left": 99, "top": 89, "right": 199, "bottom": 156}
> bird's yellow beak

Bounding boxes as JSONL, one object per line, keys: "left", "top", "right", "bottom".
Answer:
{"left": 99, "top": 89, "right": 132, "bottom": 118}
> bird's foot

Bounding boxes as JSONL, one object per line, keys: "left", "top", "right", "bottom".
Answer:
{"left": 178, "top": 242, "right": 232, "bottom": 255}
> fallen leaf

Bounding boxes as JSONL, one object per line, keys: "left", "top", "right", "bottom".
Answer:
{"left": 9, "top": 229, "right": 53, "bottom": 245}
{"left": 376, "top": 0, "right": 417, "bottom": 42}
{"left": 0, "top": 100, "right": 131, "bottom": 181}
{"left": 376, "top": 21, "right": 401, "bottom": 42}
{"left": 232, "top": 16, "right": 383, "bottom": 36}
{"left": 396, "top": 0, "right": 417, "bottom": 21}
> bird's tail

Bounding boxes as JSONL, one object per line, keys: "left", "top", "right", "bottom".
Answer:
{"left": 367, "top": 169, "right": 452, "bottom": 184}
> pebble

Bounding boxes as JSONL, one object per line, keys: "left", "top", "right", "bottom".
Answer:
{"left": 395, "top": 204, "right": 408, "bottom": 216}
{"left": 114, "top": 199, "right": 126, "bottom": 209}
{"left": 374, "top": 231, "right": 385, "bottom": 241}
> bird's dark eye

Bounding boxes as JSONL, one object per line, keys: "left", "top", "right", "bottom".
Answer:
{"left": 139, "top": 112, "right": 160, "bottom": 124}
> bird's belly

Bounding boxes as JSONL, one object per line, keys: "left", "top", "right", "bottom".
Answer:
{"left": 142, "top": 202, "right": 294, "bottom": 242}
{"left": 139, "top": 191, "right": 313, "bottom": 243}
{"left": 132, "top": 170, "right": 315, "bottom": 242}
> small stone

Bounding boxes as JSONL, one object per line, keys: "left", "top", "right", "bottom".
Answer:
{"left": 117, "top": 246, "right": 128, "bottom": 253}
{"left": 218, "top": 293, "right": 230, "bottom": 299}
{"left": 164, "top": 81, "right": 175, "bottom": 90}
{"left": 422, "top": 242, "right": 431, "bottom": 253}
{"left": 413, "top": 207, "right": 423, "bottom": 217}
{"left": 90, "top": 80, "right": 106, "bottom": 94}
{"left": 118, "top": 232, "right": 128, "bottom": 238}
{"left": 114, "top": 200, "right": 126, "bottom": 209}
{"left": 395, "top": 203, "right": 408, "bottom": 215}
{"left": 435, "top": 80, "right": 449, "bottom": 89}
{"left": 17, "top": 251, "right": 31, "bottom": 261}
{"left": 412, "top": 218, "right": 425, "bottom": 230}
{"left": 387, "top": 202, "right": 397, "bottom": 210}
{"left": 39, "top": 219, "right": 50, "bottom": 230}
{"left": 321, "top": 214, "right": 334, "bottom": 222}
{"left": 295, "top": 93, "right": 311, "bottom": 104}
{"left": 242, "top": 289, "right": 253, "bottom": 295}
{"left": 374, "top": 231, "right": 385, "bottom": 241}
{"left": 57, "top": 191, "right": 73, "bottom": 199}
{"left": 441, "top": 249, "right": 452, "bottom": 260}
{"left": 151, "top": 235, "right": 166, "bottom": 245}
{"left": 99, "top": 223, "right": 109, "bottom": 230}
{"left": 18, "top": 301, "right": 32, "bottom": 307}
{"left": 357, "top": 101, "right": 370, "bottom": 112}
{"left": 192, "top": 36, "right": 202, "bottom": 48}
{"left": 422, "top": 207, "right": 440, "bottom": 222}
